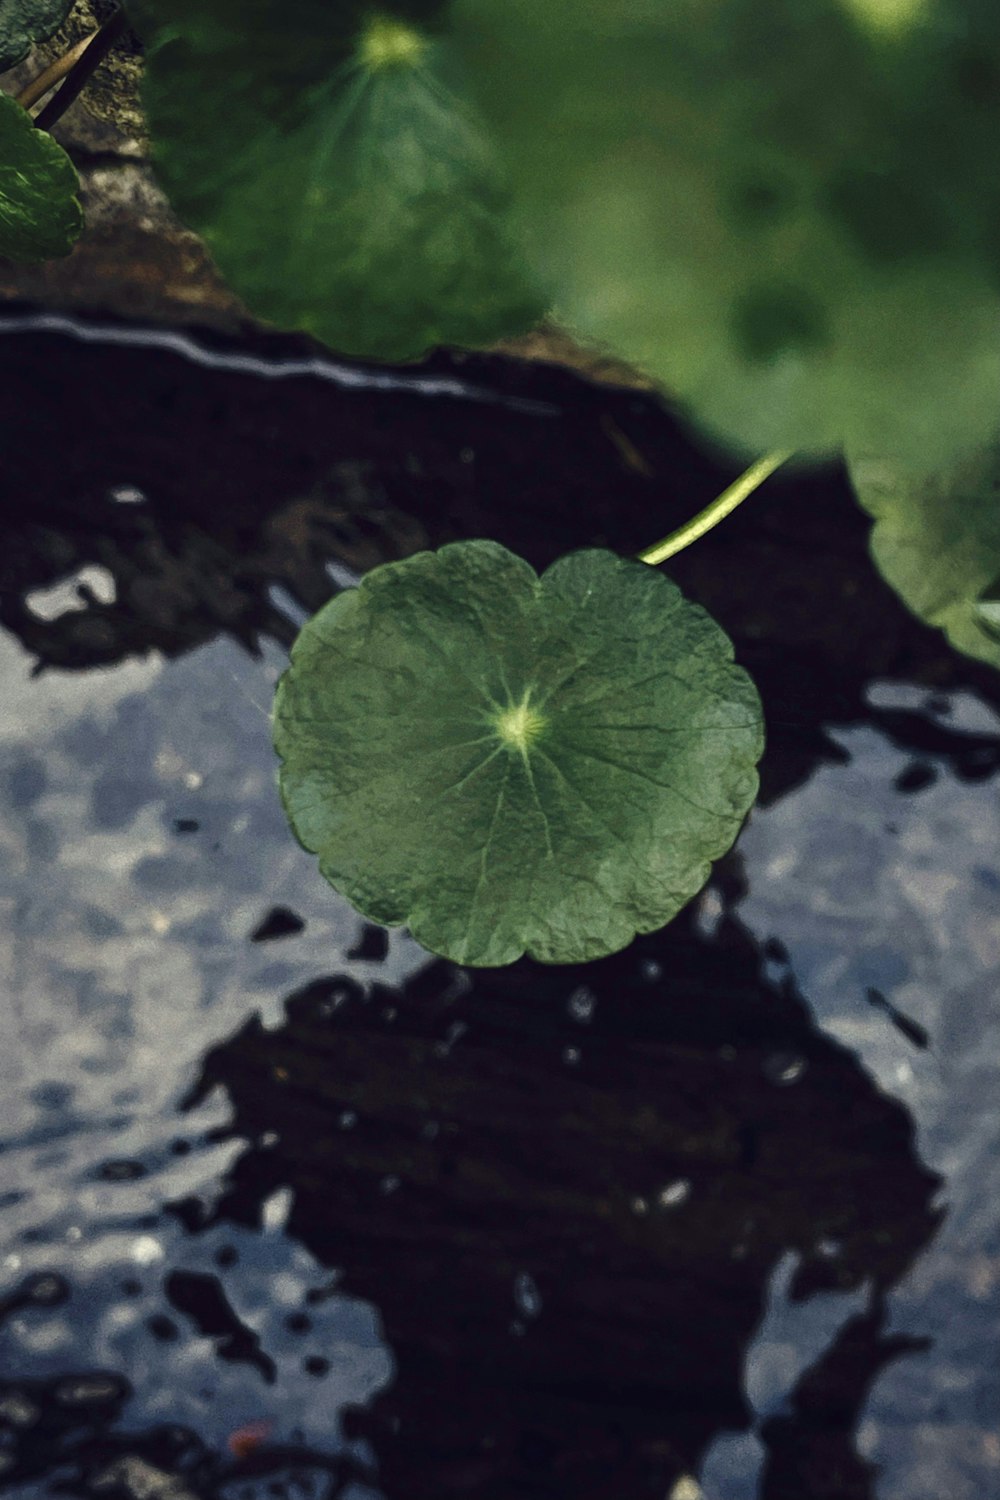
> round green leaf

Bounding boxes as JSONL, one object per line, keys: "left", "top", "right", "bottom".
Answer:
{"left": 135, "top": 0, "right": 543, "bottom": 358}
{"left": 849, "top": 444, "right": 1000, "bottom": 672}
{"left": 0, "top": 0, "right": 74, "bottom": 72}
{"left": 0, "top": 90, "right": 81, "bottom": 262}
{"left": 274, "top": 541, "right": 763, "bottom": 967}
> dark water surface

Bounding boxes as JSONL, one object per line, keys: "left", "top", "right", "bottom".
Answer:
{"left": 1, "top": 311, "right": 998, "bottom": 1500}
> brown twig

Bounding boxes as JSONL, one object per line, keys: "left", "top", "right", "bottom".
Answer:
{"left": 16, "top": 32, "right": 96, "bottom": 113}
{"left": 34, "top": 7, "right": 129, "bottom": 133}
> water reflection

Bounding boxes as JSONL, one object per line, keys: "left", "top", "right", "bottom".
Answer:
{"left": 0, "top": 310, "right": 708, "bottom": 674}
{"left": 0, "top": 622, "right": 406, "bottom": 1496}
{"left": 4, "top": 311, "right": 1000, "bottom": 805}
{"left": 175, "top": 905, "right": 941, "bottom": 1500}
{"left": 1, "top": 313, "right": 999, "bottom": 1499}
{"left": 737, "top": 710, "right": 1000, "bottom": 1500}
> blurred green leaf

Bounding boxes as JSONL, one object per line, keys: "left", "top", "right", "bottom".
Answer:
{"left": 135, "top": 0, "right": 543, "bottom": 358}
{"left": 0, "top": 90, "right": 82, "bottom": 262}
{"left": 450, "top": 0, "right": 1000, "bottom": 466}
{"left": 849, "top": 445, "right": 1000, "bottom": 671}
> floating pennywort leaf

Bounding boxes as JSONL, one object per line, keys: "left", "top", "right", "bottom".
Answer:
{"left": 274, "top": 540, "right": 763, "bottom": 967}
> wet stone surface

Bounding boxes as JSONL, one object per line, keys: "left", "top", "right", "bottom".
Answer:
{"left": 0, "top": 311, "right": 999, "bottom": 1500}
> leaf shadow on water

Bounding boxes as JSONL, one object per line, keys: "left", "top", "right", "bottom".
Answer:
{"left": 1, "top": 311, "right": 999, "bottom": 1499}
{"left": 172, "top": 901, "right": 942, "bottom": 1500}
{"left": 0, "top": 900, "right": 944, "bottom": 1500}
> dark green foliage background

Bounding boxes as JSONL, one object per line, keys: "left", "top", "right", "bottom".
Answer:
{"left": 451, "top": 0, "right": 1000, "bottom": 465}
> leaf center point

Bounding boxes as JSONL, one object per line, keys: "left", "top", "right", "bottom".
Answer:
{"left": 840, "top": 0, "right": 927, "bottom": 34}
{"left": 494, "top": 697, "right": 546, "bottom": 753}
{"left": 358, "top": 14, "right": 429, "bottom": 72}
